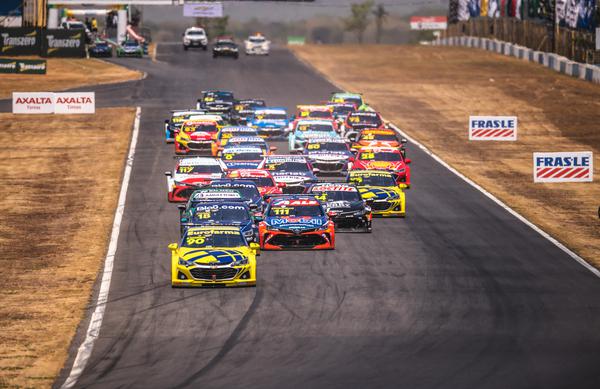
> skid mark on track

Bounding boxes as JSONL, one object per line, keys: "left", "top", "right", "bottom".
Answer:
{"left": 171, "top": 286, "right": 264, "bottom": 389}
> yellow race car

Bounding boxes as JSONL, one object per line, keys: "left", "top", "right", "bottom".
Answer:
{"left": 169, "top": 226, "right": 259, "bottom": 287}
{"left": 346, "top": 170, "right": 405, "bottom": 217}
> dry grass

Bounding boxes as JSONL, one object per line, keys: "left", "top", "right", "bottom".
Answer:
{"left": 0, "top": 108, "right": 135, "bottom": 388}
{"left": 293, "top": 44, "right": 600, "bottom": 268}
{"left": 0, "top": 57, "right": 142, "bottom": 99}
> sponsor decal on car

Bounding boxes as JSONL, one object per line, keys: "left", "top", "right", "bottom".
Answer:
{"left": 533, "top": 151, "right": 593, "bottom": 183}
{"left": 469, "top": 116, "right": 517, "bottom": 141}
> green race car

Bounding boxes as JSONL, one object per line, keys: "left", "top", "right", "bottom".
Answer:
{"left": 117, "top": 40, "right": 143, "bottom": 57}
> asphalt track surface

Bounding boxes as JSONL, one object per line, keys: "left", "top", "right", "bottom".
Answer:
{"left": 50, "top": 45, "right": 600, "bottom": 389}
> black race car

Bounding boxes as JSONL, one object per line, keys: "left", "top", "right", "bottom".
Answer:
{"left": 305, "top": 182, "right": 372, "bottom": 232}
{"left": 232, "top": 99, "right": 266, "bottom": 124}
{"left": 196, "top": 90, "right": 235, "bottom": 115}
{"left": 213, "top": 38, "right": 239, "bottom": 59}
{"left": 89, "top": 40, "right": 112, "bottom": 57}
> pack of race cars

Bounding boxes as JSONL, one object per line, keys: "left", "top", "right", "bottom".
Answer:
{"left": 166, "top": 90, "right": 411, "bottom": 288}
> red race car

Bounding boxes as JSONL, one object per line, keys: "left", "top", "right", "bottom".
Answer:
{"left": 351, "top": 147, "right": 411, "bottom": 188}
{"left": 258, "top": 195, "right": 335, "bottom": 250}
{"left": 165, "top": 157, "right": 227, "bottom": 202}
{"left": 174, "top": 120, "right": 219, "bottom": 155}
{"left": 226, "top": 168, "right": 284, "bottom": 197}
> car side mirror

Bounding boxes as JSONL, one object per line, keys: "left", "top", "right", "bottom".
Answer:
{"left": 253, "top": 213, "right": 264, "bottom": 222}
{"left": 165, "top": 171, "right": 172, "bottom": 176}
{"left": 312, "top": 168, "right": 321, "bottom": 174}
{"left": 249, "top": 242, "right": 260, "bottom": 255}
{"left": 405, "top": 158, "right": 411, "bottom": 164}
{"left": 401, "top": 138, "right": 408, "bottom": 144}
{"left": 269, "top": 146, "right": 277, "bottom": 152}
{"left": 277, "top": 182, "right": 286, "bottom": 188}
{"left": 177, "top": 204, "right": 186, "bottom": 210}
{"left": 168, "top": 243, "right": 178, "bottom": 251}
{"left": 327, "top": 211, "right": 337, "bottom": 218}
{"left": 165, "top": 119, "right": 169, "bottom": 124}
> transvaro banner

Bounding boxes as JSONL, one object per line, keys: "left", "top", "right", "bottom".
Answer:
{"left": 41, "top": 29, "right": 85, "bottom": 58}
{"left": 533, "top": 151, "right": 593, "bottom": 183}
{"left": 0, "top": 58, "right": 17, "bottom": 73}
{"left": 469, "top": 116, "right": 518, "bottom": 141}
{"left": 0, "top": 28, "right": 41, "bottom": 56}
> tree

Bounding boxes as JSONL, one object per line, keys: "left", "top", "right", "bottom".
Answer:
{"left": 372, "top": 4, "right": 388, "bottom": 44}
{"left": 343, "top": 0, "right": 374, "bottom": 44}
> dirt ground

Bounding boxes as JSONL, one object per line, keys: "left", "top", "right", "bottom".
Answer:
{"left": 0, "top": 108, "right": 135, "bottom": 388}
{"left": 0, "top": 57, "right": 141, "bottom": 99}
{"left": 293, "top": 44, "right": 600, "bottom": 268}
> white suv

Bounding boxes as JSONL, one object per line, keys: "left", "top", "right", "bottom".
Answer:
{"left": 244, "top": 34, "right": 270, "bottom": 55}
{"left": 182, "top": 27, "right": 208, "bottom": 51}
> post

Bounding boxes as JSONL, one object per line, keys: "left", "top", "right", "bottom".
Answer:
{"left": 117, "top": 9, "right": 127, "bottom": 44}
{"left": 47, "top": 7, "right": 59, "bottom": 29}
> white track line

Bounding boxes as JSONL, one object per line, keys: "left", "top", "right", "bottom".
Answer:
{"left": 60, "top": 106, "right": 142, "bottom": 389}
{"left": 291, "top": 50, "right": 599, "bottom": 278}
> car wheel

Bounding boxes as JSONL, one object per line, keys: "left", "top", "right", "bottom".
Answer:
{"left": 183, "top": 46, "right": 188, "bottom": 51}
{"left": 202, "top": 45, "right": 207, "bottom": 51}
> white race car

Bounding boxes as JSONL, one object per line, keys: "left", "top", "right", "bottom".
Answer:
{"left": 244, "top": 34, "right": 270, "bottom": 56}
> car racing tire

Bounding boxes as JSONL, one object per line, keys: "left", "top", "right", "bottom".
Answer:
{"left": 202, "top": 45, "right": 207, "bottom": 51}
{"left": 183, "top": 45, "right": 188, "bottom": 51}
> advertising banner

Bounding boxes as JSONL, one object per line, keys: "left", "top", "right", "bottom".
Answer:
{"left": 41, "top": 29, "right": 85, "bottom": 58}
{"left": 54, "top": 92, "right": 95, "bottom": 114}
{"left": 17, "top": 59, "right": 47, "bottom": 74}
{"left": 0, "top": 58, "right": 18, "bottom": 73}
{"left": 469, "top": 116, "right": 518, "bottom": 141}
{"left": 12, "top": 92, "right": 55, "bottom": 114}
{"left": 533, "top": 151, "right": 593, "bottom": 182}
{"left": 410, "top": 16, "right": 448, "bottom": 30}
{"left": 183, "top": 2, "right": 224, "bottom": 18}
{"left": 0, "top": 28, "right": 41, "bottom": 56}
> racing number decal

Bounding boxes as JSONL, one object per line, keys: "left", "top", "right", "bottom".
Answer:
{"left": 195, "top": 212, "right": 211, "bottom": 219}
{"left": 178, "top": 166, "right": 194, "bottom": 173}
{"left": 272, "top": 207, "right": 290, "bottom": 216}
{"left": 186, "top": 236, "right": 206, "bottom": 246}
{"left": 307, "top": 144, "right": 320, "bottom": 150}
{"left": 300, "top": 111, "right": 309, "bottom": 117}
{"left": 360, "top": 152, "right": 375, "bottom": 160}
{"left": 362, "top": 134, "right": 375, "bottom": 140}
{"left": 314, "top": 193, "right": 327, "bottom": 201}
{"left": 224, "top": 154, "right": 234, "bottom": 160}
{"left": 349, "top": 116, "right": 360, "bottom": 123}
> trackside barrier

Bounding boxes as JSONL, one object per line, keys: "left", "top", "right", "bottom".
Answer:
{"left": 433, "top": 37, "right": 600, "bottom": 85}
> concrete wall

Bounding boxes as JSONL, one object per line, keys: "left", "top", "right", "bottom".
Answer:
{"left": 433, "top": 36, "right": 600, "bottom": 85}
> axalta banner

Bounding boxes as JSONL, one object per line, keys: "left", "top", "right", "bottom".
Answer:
{"left": 469, "top": 115, "right": 518, "bottom": 141}
{"left": 533, "top": 151, "right": 593, "bottom": 183}
{"left": 0, "top": 28, "right": 41, "bottom": 56}
{"left": 41, "top": 29, "right": 85, "bottom": 58}
{"left": 54, "top": 92, "right": 95, "bottom": 114}
{"left": 12, "top": 92, "right": 95, "bottom": 114}
{"left": 12, "top": 92, "right": 55, "bottom": 114}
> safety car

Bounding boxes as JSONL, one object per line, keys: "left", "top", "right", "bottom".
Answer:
{"left": 352, "top": 147, "right": 411, "bottom": 188}
{"left": 347, "top": 170, "right": 405, "bottom": 217}
{"left": 303, "top": 138, "right": 354, "bottom": 176}
{"left": 305, "top": 183, "right": 372, "bottom": 232}
{"left": 244, "top": 33, "right": 270, "bottom": 55}
{"left": 165, "top": 157, "right": 227, "bottom": 202}
{"left": 257, "top": 155, "right": 319, "bottom": 194}
{"left": 227, "top": 169, "right": 284, "bottom": 197}
{"left": 169, "top": 226, "right": 258, "bottom": 287}
{"left": 182, "top": 27, "right": 208, "bottom": 51}
{"left": 248, "top": 107, "right": 289, "bottom": 137}
{"left": 288, "top": 119, "right": 340, "bottom": 152}
{"left": 258, "top": 196, "right": 335, "bottom": 250}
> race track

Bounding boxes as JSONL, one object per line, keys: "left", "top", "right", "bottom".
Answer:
{"left": 56, "top": 45, "right": 600, "bottom": 389}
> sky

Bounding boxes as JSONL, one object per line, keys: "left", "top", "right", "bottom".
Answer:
{"left": 143, "top": 0, "right": 447, "bottom": 23}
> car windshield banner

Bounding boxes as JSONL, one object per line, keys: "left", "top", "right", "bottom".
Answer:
{"left": 469, "top": 115, "right": 517, "bottom": 141}
{"left": 533, "top": 151, "right": 593, "bottom": 183}
{"left": 41, "top": 29, "right": 85, "bottom": 58}
{"left": 0, "top": 28, "right": 41, "bottom": 56}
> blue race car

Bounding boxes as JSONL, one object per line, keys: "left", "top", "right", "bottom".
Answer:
{"left": 248, "top": 107, "right": 289, "bottom": 138}
{"left": 179, "top": 201, "right": 258, "bottom": 242}
{"left": 206, "top": 179, "right": 264, "bottom": 212}
{"left": 288, "top": 119, "right": 340, "bottom": 152}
